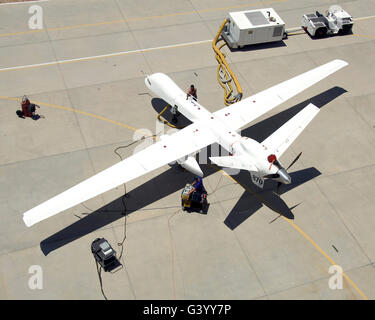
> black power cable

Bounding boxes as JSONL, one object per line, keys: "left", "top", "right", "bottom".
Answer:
{"left": 90, "top": 134, "right": 159, "bottom": 300}
{"left": 90, "top": 133, "right": 233, "bottom": 300}
{"left": 94, "top": 259, "right": 108, "bottom": 300}
{"left": 112, "top": 134, "right": 159, "bottom": 260}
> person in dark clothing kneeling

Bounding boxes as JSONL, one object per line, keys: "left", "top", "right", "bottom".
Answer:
{"left": 192, "top": 176, "right": 204, "bottom": 193}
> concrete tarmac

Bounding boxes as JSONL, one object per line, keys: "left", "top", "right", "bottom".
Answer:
{"left": 0, "top": 0, "right": 374, "bottom": 299}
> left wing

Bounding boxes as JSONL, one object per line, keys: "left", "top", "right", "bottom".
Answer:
{"left": 23, "top": 123, "right": 217, "bottom": 227}
{"left": 261, "top": 103, "right": 320, "bottom": 158}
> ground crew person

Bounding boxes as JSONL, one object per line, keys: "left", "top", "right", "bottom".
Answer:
{"left": 22, "top": 96, "right": 32, "bottom": 117}
{"left": 171, "top": 105, "right": 178, "bottom": 123}
{"left": 16, "top": 95, "right": 43, "bottom": 119}
{"left": 186, "top": 84, "right": 197, "bottom": 100}
{"left": 192, "top": 176, "right": 204, "bottom": 193}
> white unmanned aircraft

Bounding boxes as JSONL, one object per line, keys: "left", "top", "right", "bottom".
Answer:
{"left": 23, "top": 59, "right": 348, "bottom": 227}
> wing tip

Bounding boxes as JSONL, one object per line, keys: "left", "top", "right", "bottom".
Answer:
{"left": 333, "top": 59, "right": 349, "bottom": 68}
{"left": 23, "top": 213, "right": 34, "bottom": 227}
{"left": 305, "top": 102, "right": 320, "bottom": 112}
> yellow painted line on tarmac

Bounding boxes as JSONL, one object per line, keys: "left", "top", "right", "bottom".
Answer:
{"left": 0, "top": 0, "right": 288, "bottom": 37}
{"left": 216, "top": 168, "right": 368, "bottom": 300}
{"left": 286, "top": 31, "right": 305, "bottom": 36}
{"left": 283, "top": 218, "right": 368, "bottom": 300}
{"left": 354, "top": 15, "right": 375, "bottom": 22}
{"left": 352, "top": 34, "right": 375, "bottom": 40}
{"left": 0, "top": 95, "right": 154, "bottom": 136}
{"left": 0, "top": 29, "right": 44, "bottom": 37}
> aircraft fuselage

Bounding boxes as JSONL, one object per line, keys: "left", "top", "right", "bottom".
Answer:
{"left": 145, "top": 73, "right": 291, "bottom": 185}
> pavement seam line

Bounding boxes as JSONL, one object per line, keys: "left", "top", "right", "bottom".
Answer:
{"left": 208, "top": 175, "right": 269, "bottom": 298}
{"left": 265, "top": 261, "right": 374, "bottom": 299}
{"left": 311, "top": 161, "right": 373, "bottom": 267}
{"left": 2, "top": 28, "right": 374, "bottom": 73}
{"left": 0, "top": 39, "right": 213, "bottom": 72}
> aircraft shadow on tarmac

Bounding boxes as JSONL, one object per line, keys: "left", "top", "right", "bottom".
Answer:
{"left": 222, "top": 167, "right": 321, "bottom": 230}
{"left": 40, "top": 86, "right": 346, "bottom": 255}
{"left": 151, "top": 97, "right": 193, "bottom": 128}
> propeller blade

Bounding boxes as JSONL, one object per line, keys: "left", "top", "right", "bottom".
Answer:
{"left": 264, "top": 173, "right": 279, "bottom": 179}
{"left": 286, "top": 152, "right": 302, "bottom": 171}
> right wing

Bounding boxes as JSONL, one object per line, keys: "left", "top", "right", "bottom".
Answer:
{"left": 23, "top": 123, "right": 217, "bottom": 227}
{"left": 214, "top": 59, "right": 348, "bottom": 131}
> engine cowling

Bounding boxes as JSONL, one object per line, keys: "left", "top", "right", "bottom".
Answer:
{"left": 145, "top": 73, "right": 185, "bottom": 107}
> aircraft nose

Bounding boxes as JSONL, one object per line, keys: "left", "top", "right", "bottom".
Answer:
{"left": 277, "top": 168, "right": 291, "bottom": 184}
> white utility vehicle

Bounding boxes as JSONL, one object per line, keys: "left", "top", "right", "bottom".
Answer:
{"left": 302, "top": 5, "right": 353, "bottom": 37}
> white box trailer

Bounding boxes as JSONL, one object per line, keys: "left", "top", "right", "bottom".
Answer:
{"left": 222, "top": 8, "right": 286, "bottom": 48}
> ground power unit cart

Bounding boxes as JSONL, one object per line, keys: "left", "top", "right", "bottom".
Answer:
{"left": 181, "top": 183, "right": 208, "bottom": 213}
{"left": 221, "top": 8, "right": 286, "bottom": 49}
